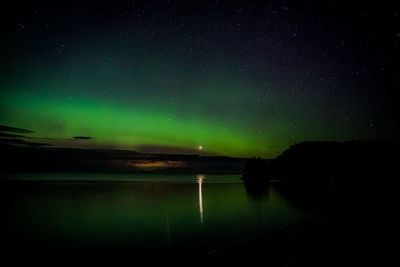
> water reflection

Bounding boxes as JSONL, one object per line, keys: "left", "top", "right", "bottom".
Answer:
{"left": 1, "top": 173, "right": 321, "bottom": 259}
{"left": 197, "top": 174, "right": 205, "bottom": 227}
{"left": 243, "top": 181, "right": 270, "bottom": 202}
{"left": 165, "top": 210, "right": 171, "bottom": 248}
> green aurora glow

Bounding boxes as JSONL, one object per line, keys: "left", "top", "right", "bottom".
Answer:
{"left": 0, "top": 45, "right": 384, "bottom": 158}
{"left": 1, "top": 87, "right": 272, "bottom": 157}
{"left": 1, "top": 2, "right": 396, "bottom": 158}
{"left": 0, "top": 72, "right": 363, "bottom": 158}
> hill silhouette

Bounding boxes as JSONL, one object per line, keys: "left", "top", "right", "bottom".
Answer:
{"left": 241, "top": 140, "right": 399, "bottom": 266}
{"left": 242, "top": 140, "right": 399, "bottom": 187}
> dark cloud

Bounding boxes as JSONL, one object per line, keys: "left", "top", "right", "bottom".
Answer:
{"left": 0, "top": 125, "right": 34, "bottom": 134}
{"left": 0, "top": 138, "right": 49, "bottom": 147}
{"left": 73, "top": 136, "right": 93, "bottom": 140}
{"left": 0, "top": 132, "right": 25, "bottom": 138}
{"left": 0, "top": 125, "right": 49, "bottom": 146}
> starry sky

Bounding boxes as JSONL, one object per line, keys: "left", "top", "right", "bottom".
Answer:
{"left": 1, "top": 0, "right": 399, "bottom": 158}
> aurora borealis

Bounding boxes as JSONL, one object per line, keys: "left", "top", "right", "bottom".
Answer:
{"left": 1, "top": 1, "right": 399, "bottom": 158}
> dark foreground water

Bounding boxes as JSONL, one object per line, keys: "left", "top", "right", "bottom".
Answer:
{"left": 1, "top": 173, "right": 327, "bottom": 263}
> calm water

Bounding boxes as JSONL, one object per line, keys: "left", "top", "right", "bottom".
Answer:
{"left": 1, "top": 173, "right": 324, "bottom": 258}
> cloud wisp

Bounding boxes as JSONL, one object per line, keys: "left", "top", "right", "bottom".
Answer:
{"left": 73, "top": 136, "right": 93, "bottom": 140}
{"left": 0, "top": 125, "right": 34, "bottom": 134}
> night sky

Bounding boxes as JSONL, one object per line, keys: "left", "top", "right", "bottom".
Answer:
{"left": 1, "top": 0, "right": 399, "bottom": 158}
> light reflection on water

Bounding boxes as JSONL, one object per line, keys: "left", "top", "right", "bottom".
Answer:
{"left": 197, "top": 174, "right": 205, "bottom": 227}
{"left": 1, "top": 173, "right": 321, "bottom": 255}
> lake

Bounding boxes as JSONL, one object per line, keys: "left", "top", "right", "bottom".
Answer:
{"left": 1, "top": 173, "right": 326, "bottom": 263}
